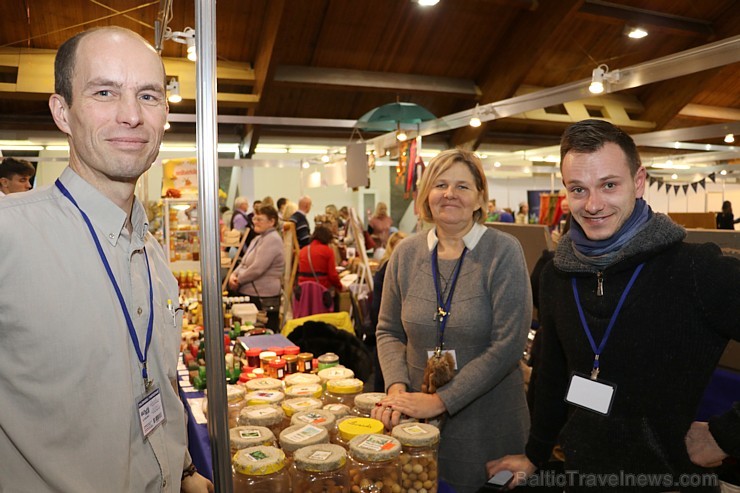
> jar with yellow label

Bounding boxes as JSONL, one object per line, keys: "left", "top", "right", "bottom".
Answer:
{"left": 278, "top": 423, "right": 330, "bottom": 461}
{"left": 347, "top": 434, "right": 403, "bottom": 493}
{"left": 291, "top": 443, "right": 350, "bottom": 493}
{"left": 324, "top": 378, "right": 364, "bottom": 408}
{"left": 229, "top": 425, "right": 276, "bottom": 456}
{"left": 352, "top": 392, "right": 387, "bottom": 417}
{"left": 237, "top": 404, "right": 287, "bottom": 440}
{"left": 285, "top": 383, "right": 323, "bottom": 400}
{"left": 232, "top": 445, "right": 291, "bottom": 493}
{"left": 335, "top": 416, "right": 385, "bottom": 449}
{"left": 391, "top": 422, "right": 440, "bottom": 493}
{"left": 226, "top": 384, "right": 247, "bottom": 428}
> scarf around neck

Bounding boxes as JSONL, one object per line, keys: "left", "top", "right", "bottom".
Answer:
{"left": 569, "top": 198, "right": 651, "bottom": 267}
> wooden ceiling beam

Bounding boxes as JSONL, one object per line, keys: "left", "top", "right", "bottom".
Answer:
{"left": 273, "top": 65, "right": 478, "bottom": 97}
{"left": 449, "top": 0, "right": 582, "bottom": 150}
{"left": 579, "top": 0, "right": 713, "bottom": 36}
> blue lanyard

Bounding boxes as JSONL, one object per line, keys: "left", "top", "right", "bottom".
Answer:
{"left": 431, "top": 245, "right": 467, "bottom": 352}
{"left": 571, "top": 263, "right": 644, "bottom": 380}
{"left": 55, "top": 180, "right": 155, "bottom": 388}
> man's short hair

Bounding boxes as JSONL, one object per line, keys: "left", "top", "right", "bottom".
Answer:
{"left": 560, "top": 119, "right": 641, "bottom": 176}
{"left": 0, "top": 157, "right": 36, "bottom": 179}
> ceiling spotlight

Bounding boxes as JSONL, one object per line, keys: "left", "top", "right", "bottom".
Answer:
{"left": 589, "top": 64, "right": 620, "bottom": 95}
{"left": 413, "top": 0, "right": 440, "bottom": 6}
{"left": 720, "top": 169, "right": 728, "bottom": 176}
{"left": 625, "top": 26, "right": 648, "bottom": 39}
{"left": 494, "top": 161, "right": 502, "bottom": 168}
{"left": 301, "top": 160, "right": 309, "bottom": 169}
{"left": 725, "top": 133, "right": 735, "bottom": 144}
{"left": 164, "top": 27, "right": 196, "bottom": 62}
{"left": 671, "top": 173, "right": 678, "bottom": 180}
{"left": 166, "top": 79, "right": 182, "bottom": 103}
{"left": 469, "top": 104, "right": 482, "bottom": 127}
{"left": 321, "top": 154, "right": 330, "bottom": 163}
{"left": 186, "top": 37, "right": 197, "bottom": 62}
{"left": 396, "top": 130, "right": 408, "bottom": 142}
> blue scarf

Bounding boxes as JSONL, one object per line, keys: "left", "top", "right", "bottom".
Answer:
{"left": 569, "top": 198, "right": 652, "bottom": 262}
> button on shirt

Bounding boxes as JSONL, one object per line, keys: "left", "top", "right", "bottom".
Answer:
{"left": 0, "top": 167, "right": 188, "bottom": 492}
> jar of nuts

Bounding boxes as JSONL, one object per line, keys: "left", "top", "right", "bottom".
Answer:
{"left": 391, "top": 423, "right": 440, "bottom": 493}
{"left": 290, "top": 443, "right": 350, "bottom": 492}
{"left": 347, "top": 434, "right": 403, "bottom": 493}
{"left": 232, "top": 445, "right": 291, "bottom": 493}
{"left": 229, "top": 426, "right": 275, "bottom": 457}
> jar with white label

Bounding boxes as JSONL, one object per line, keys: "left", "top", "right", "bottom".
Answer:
{"left": 285, "top": 383, "right": 323, "bottom": 400}
{"left": 278, "top": 423, "right": 330, "bottom": 461}
{"left": 281, "top": 397, "right": 323, "bottom": 429}
{"left": 237, "top": 404, "right": 286, "bottom": 440}
{"left": 391, "top": 422, "right": 440, "bottom": 493}
{"left": 347, "top": 434, "right": 402, "bottom": 493}
{"left": 245, "top": 390, "right": 285, "bottom": 407}
{"left": 335, "top": 417, "right": 385, "bottom": 449}
{"left": 352, "top": 392, "right": 387, "bottom": 417}
{"left": 284, "top": 372, "right": 321, "bottom": 388}
{"left": 229, "top": 425, "right": 276, "bottom": 456}
{"left": 245, "top": 377, "right": 283, "bottom": 392}
{"left": 290, "top": 443, "right": 350, "bottom": 493}
{"left": 291, "top": 409, "right": 338, "bottom": 442}
{"left": 317, "top": 366, "right": 354, "bottom": 388}
{"left": 324, "top": 378, "right": 364, "bottom": 408}
{"left": 323, "top": 403, "right": 352, "bottom": 420}
{"left": 232, "top": 445, "right": 290, "bottom": 493}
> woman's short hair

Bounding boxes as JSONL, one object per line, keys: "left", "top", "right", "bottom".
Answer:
{"left": 416, "top": 149, "right": 488, "bottom": 224}
{"left": 312, "top": 225, "right": 334, "bottom": 245}
{"left": 255, "top": 204, "right": 279, "bottom": 226}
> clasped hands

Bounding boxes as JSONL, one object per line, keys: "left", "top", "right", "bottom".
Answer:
{"left": 370, "top": 384, "right": 446, "bottom": 430}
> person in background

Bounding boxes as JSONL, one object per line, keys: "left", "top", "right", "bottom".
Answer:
{"left": 297, "top": 224, "right": 343, "bottom": 293}
{"left": 0, "top": 27, "right": 212, "bottom": 492}
{"left": 230, "top": 196, "right": 250, "bottom": 232}
{"left": 276, "top": 197, "right": 287, "bottom": 217}
{"left": 260, "top": 196, "right": 274, "bottom": 209}
{"left": 325, "top": 203, "right": 344, "bottom": 229}
{"left": 290, "top": 195, "right": 312, "bottom": 248}
{"left": 229, "top": 205, "right": 285, "bottom": 333}
{"left": 515, "top": 202, "right": 529, "bottom": 224}
{"left": 368, "top": 230, "right": 407, "bottom": 392}
{"left": 487, "top": 119, "right": 740, "bottom": 492}
{"left": 372, "top": 149, "right": 532, "bottom": 493}
{"left": 716, "top": 200, "right": 740, "bottom": 230}
{"left": 368, "top": 201, "right": 394, "bottom": 248}
{"left": 486, "top": 199, "right": 514, "bottom": 223}
{"left": 0, "top": 157, "right": 35, "bottom": 196}
{"left": 282, "top": 200, "right": 297, "bottom": 222}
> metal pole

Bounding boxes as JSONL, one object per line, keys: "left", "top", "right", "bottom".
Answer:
{"left": 194, "top": 1, "right": 233, "bottom": 491}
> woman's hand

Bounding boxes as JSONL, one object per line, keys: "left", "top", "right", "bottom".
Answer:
{"left": 371, "top": 388, "right": 446, "bottom": 430}
{"left": 227, "top": 274, "right": 239, "bottom": 291}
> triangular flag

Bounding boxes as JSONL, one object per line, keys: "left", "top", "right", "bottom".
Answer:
{"left": 699, "top": 179, "right": 706, "bottom": 190}
{"left": 657, "top": 181, "right": 664, "bottom": 191}
{"left": 649, "top": 176, "right": 657, "bottom": 186}
{"left": 691, "top": 182, "right": 698, "bottom": 193}
{"left": 682, "top": 184, "right": 689, "bottom": 194}
{"left": 709, "top": 173, "right": 716, "bottom": 183}
{"left": 673, "top": 185, "right": 680, "bottom": 195}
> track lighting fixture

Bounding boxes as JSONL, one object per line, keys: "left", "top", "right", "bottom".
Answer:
{"left": 166, "top": 79, "right": 182, "bottom": 103}
{"left": 725, "top": 133, "right": 735, "bottom": 144}
{"left": 589, "top": 64, "right": 620, "bottom": 95}
{"left": 164, "top": 27, "right": 196, "bottom": 62}
{"left": 469, "top": 104, "right": 482, "bottom": 127}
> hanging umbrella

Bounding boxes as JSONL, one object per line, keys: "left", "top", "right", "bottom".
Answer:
{"left": 356, "top": 102, "right": 436, "bottom": 132}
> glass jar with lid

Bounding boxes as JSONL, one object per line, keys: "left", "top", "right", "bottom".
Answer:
{"left": 284, "top": 372, "right": 321, "bottom": 388}
{"left": 352, "top": 392, "right": 387, "bottom": 417}
{"left": 226, "top": 384, "right": 247, "bottom": 428}
{"left": 259, "top": 351, "right": 277, "bottom": 372}
{"left": 237, "top": 404, "right": 286, "bottom": 439}
{"left": 244, "top": 390, "right": 285, "bottom": 407}
{"left": 278, "top": 423, "right": 330, "bottom": 461}
{"left": 245, "top": 377, "right": 283, "bottom": 393}
{"left": 232, "top": 445, "right": 290, "bottom": 493}
{"left": 285, "top": 383, "right": 323, "bottom": 401}
{"left": 335, "top": 417, "right": 385, "bottom": 449}
{"left": 324, "top": 378, "right": 364, "bottom": 408}
{"left": 281, "top": 397, "right": 323, "bottom": 428}
{"left": 297, "top": 352, "right": 314, "bottom": 373}
{"left": 323, "top": 403, "right": 352, "bottom": 421}
{"left": 391, "top": 422, "right": 440, "bottom": 493}
{"left": 229, "top": 425, "right": 276, "bottom": 456}
{"left": 291, "top": 409, "right": 338, "bottom": 442}
{"left": 347, "top": 434, "right": 402, "bottom": 493}
{"left": 290, "top": 443, "right": 350, "bottom": 493}
{"left": 283, "top": 354, "right": 298, "bottom": 375}
{"left": 317, "top": 352, "right": 340, "bottom": 370}
{"left": 317, "top": 366, "right": 354, "bottom": 388}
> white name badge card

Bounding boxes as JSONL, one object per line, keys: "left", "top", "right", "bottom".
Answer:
{"left": 565, "top": 372, "right": 616, "bottom": 416}
{"left": 138, "top": 387, "right": 167, "bottom": 439}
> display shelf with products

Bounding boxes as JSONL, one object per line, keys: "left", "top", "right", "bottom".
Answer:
{"left": 163, "top": 198, "right": 201, "bottom": 272}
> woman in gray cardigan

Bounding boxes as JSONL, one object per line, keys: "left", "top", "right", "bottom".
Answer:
{"left": 228, "top": 204, "right": 285, "bottom": 332}
{"left": 372, "top": 149, "right": 532, "bottom": 493}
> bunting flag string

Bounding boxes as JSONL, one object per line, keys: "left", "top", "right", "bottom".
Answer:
{"left": 646, "top": 172, "right": 719, "bottom": 196}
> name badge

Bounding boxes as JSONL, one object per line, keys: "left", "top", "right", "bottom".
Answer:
{"left": 565, "top": 372, "right": 616, "bottom": 416}
{"left": 138, "top": 387, "right": 167, "bottom": 439}
{"left": 426, "top": 349, "right": 458, "bottom": 370}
